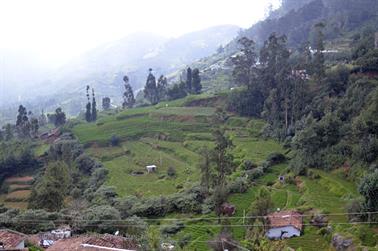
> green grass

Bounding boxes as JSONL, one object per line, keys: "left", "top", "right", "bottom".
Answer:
{"left": 233, "top": 138, "right": 284, "bottom": 165}
{"left": 287, "top": 226, "right": 331, "bottom": 251}
{"left": 103, "top": 140, "right": 201, "bottom": 197}
{"left": 70, "top": 97, "right": 375, "bottom": 250}
{"left": 73, "top": 108, "right": 214, "bottom": 145}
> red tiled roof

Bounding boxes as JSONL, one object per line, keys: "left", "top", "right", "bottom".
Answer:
{"left": 267, "top": 211, "right": 303, "bottom": 231}
{"left": 0, "top": 229, "right": 26, "bottom": 249}
{"left": 48, "top": 234, "right": 138, "bottom": 251}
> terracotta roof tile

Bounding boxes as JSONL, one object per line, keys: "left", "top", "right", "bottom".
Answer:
{"left": 48, "top": 234, "right": 139, "bottom": 251}
{"left": 267, "top": 211, "right": 303, "bottom": 231}
{"left": 0, "top": 229, "right": 26, "bottom": 249}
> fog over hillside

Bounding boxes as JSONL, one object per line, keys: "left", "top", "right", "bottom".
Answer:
{"left": 0, "top": 25, "right": 240, "bottom": 117}
{"left": 0, "top": 0, "right": 281, "bottom": 117}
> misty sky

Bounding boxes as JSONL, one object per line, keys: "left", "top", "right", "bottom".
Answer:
{"left": 0, "top": 0, "right": 280, "bottom": 68}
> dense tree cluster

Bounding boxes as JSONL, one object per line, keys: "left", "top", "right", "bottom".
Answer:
{"left": 122, "top": 75, "right": 135, "bottom": 108}
{"left": 143, "top": 67, "right": 202, "bottom": 104}
{"left": 0, "top": 141, "right": 39, "bottom": 182}
{"left": 143, "top": 69, "right": 160, "bottom": 105}
{"left": 47, "top": 107, "right": 67, "bottom": 127}
{"left": 85, "top": 86, "right": 97, "bottom": 122}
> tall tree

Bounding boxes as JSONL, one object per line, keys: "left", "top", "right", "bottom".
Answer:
{"left": 229, "top": 37, "right": 264, "bottom": 117}
{"left": 231, "top": 37, "right": 258, "bottom": 88}
{"left": 167, "top": 82, "right": 187, "bottom": 100}
{"left": 85, "top": 85, "right": 92, "bottom": 122}
{"left": 199, "top": 146, "right": 212, "bottom": 193}
{"left": 38, "top": 109, "right": 47, "bottom": 127}
{"left": 192, "top": 68, "right": 202, "bottom": 94}
{"left": 29, "top": 161, "right": 70, "bottom": 211}
{"left": 143, "top": 69, "right": 159, "bottom": 105}
{"left": 30, "top": 118, "right": 39, "bottom": 138}
{"left": 186, "top": 67, "right": 192, "bottom": 93}
{"left": 157, "top": 75, "right": 168, "bottom": 101}
{"left": 16, "top": 105, "right": 30, "bottom": 138}
{"left": 91, "top": 88, "right": 97, "bottom": 121}
{"left": 299, "top": 41, "right": 313, "bottom": 73}
{"left": 213, "top": 185, "right": 228, "bottom": 223}
{"left": 211, "top": 129, "right": 234, "bottom": 187}
{"left": 259, "top": 33, "right": 290, "bottom": 93}
{"left": 54, "top": 107, "right": 66, "bottom": 127}
{"left": 122, "top": 75, "right": 136, "bottom": 108}
{"left": 358, "top": 170, "right": 378, "bottom": 221}
{"left": 312, "top": 22, "right": 326, "bottom": 82}
{"left": 4, "top": 124, "right": 13, "bottom": 141}
{"left": 102, "top": 97, "right": 111, "bottom": 110}
{"left": 260, "top": 33, "right": 293, "bottom": 133}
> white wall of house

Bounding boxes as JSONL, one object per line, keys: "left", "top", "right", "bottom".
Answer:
{"left": 16, "top": 240, "right": 25, "bottom": 249}
{"left": 266, "top": 226, "right": 300, "bottom": 240}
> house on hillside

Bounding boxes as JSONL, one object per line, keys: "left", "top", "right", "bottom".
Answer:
{"left": 266, "top": 210, "right": 303, "bottom": 240}
{"left": 146, "top": 165, "right": 157, "bottom": 173}
{"left": 39, "top": 225, "right": 72, "bottom": 248}
{"left": 39, "top": 128, "right": 61, "bottom": 143}
{"left": 221, "top": 203, "right": 236, "bottom": 216}
{"left": 47, "top": 233, "right": 139, "bottom": 251}
{"left": 0, "top": 229, "right": 27, "bottom": 250}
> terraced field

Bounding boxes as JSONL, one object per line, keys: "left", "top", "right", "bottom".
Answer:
{"left": 71, "top": 96, "right": 377, "bottom": 250}
{"left": 0, "top": 175, "right": 34, "bottom": 209}
{"left": 74, "top": 97, "right": 281, "bottom": 198}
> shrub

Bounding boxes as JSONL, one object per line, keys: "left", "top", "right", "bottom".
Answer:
{"left": 261, "top": 161, "right": 272, "bottom": 171}
{"left": 289, "top": 155, "right": 307, "bottom": 176}
{"left": 76, "top": 154, "right": 101, "bottom": 174}
{"left": 12, "top": 209, "right": 60, "bottom": 234}
{"left": 266, "top": 181, "right": 275, "bottom": 186}
{"left": 123, "top": 216, "right": 148, "bottom": 238}
{"left": 92, "top": 185, "right": 118, "bottom": 206}
{"left": 81, "top": 205, "right": 122, "bottom": 233}
{"left": 308, "top": 170, "right": 320, "bottom": 180}
{"left": 131, "top": 197, "right": 170, "bottom": 217}
{"left": 160, "top": 221, "right": 185, "bottom": 235}
{"left": 358, "top": 225, "right": 377, "bottom": 246}
{"left": 246, "top": 167, "right": 264, "bottom": 181}
{"left": 242, "top": 160, "right": 257, "bottom": 170}
{"left": 110, "top": 134, "right": 121, "bottom": 146}
{"left": 176, "top": 184, "right": 183, "bottom": 189}
{"left": 228, "top": 177, "right": 249, "bottom": 193}
{"left": 317, "top": 227, "right": 329, "bottom": 236}
{"left": 167, "top": 167, "right": 176, "bottom": 177}
{"left": 201, "top": 197, "right": 214, "bottom": 214}
{"left": 178, "top": 234, "right": 192, "bottom": 248}
{"left": 266, "top": 152, "right": 286, "bottom": 165}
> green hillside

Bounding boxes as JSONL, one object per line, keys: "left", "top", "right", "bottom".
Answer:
{"left": 0, "top": 1, "right": 377, "bottom": 250}
{"left": 73, "top": 95, "right": 283, "bottom": 198}
{"left": 70, "top": 95, "right": 377, "bottom": 250}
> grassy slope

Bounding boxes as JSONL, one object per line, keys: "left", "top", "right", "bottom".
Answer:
{"left": 72, "top": 96, "right": 377, "bottom": 250}
{"left": 73, "top": 95, "right": 282, "bottom": 198}
{"left": 0, "top": 141, "right": 47, "bottom": 210}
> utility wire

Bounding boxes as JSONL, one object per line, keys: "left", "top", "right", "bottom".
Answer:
{"left": 1, "top": 221, "right": 377, "bottom": 227}
{"left": 4, "top": 211, "right": 377, "bottom": 222}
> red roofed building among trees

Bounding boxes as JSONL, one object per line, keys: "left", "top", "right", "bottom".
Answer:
{"left": 0, "top": 229, "right": 27, "bottom": 250}
{"left": 266, "top": 210, "right": 303, "bottom": 240}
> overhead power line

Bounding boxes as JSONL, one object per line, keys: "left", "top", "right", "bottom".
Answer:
{"left": 3, "top": 211, "right": 377, "bottom": 223}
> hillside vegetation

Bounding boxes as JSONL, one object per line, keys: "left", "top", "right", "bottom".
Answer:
{"left": 0, "top": 0, "right": 377, "bottom": 250}
{"left": 73, "top": 95, "right": 282, "bottom": 197}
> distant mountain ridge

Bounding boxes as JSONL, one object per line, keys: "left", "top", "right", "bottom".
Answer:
{"left": 182, "top": 0, "right": 378, "bottom": 92}
{"left": 1, "top": 25, "right": 239, "bottom": 115}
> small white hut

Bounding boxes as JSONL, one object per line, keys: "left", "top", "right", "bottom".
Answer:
{"left": 146, "top": 165, "right": 157, "bottom": 173}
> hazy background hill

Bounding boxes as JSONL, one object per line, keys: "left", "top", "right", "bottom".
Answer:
{"left": 0, "top": 25, "right": 239, "bottom": 118}
{"left": 182, "top": 0, "right": 378, "bottom": 92}
{"left": 3, "top": 0, "right": 378, "bottom": 120}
